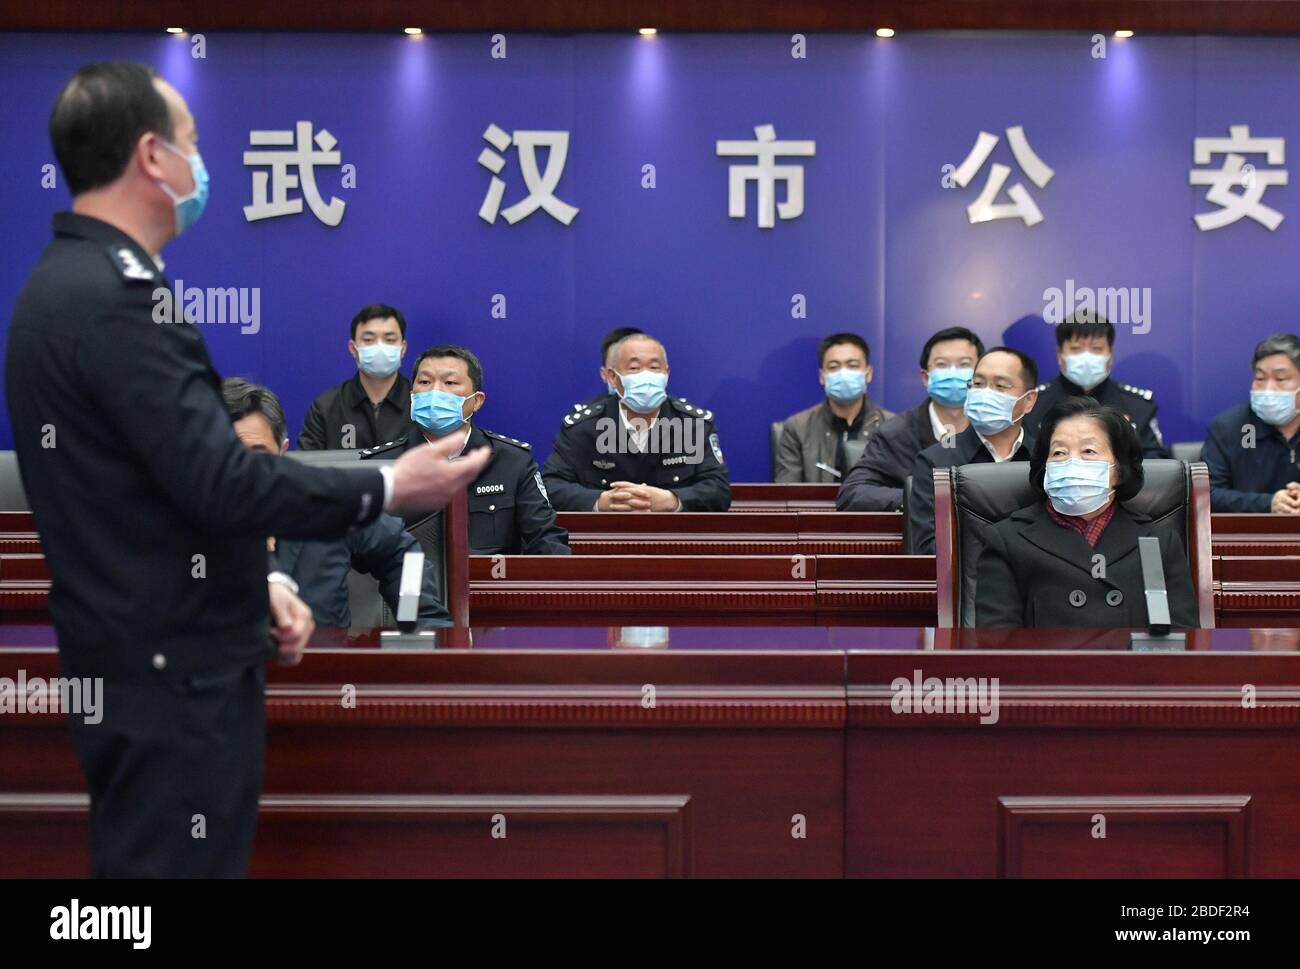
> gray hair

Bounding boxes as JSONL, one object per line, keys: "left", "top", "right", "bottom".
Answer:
{"left": 610, "top": 332, "right": 669, "bottom": 370}
{"left": 1251, "top": 333, "right": 1300, "bottom": 372}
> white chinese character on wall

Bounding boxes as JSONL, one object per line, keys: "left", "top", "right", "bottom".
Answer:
{"left": 242, "top": 121, "right": 346, "bottom": 226}
{"left": 1189, "top": 125, "right": 1288, "bottom": 231}
{"left": 951, "top": 125, "right": 1054, "bottom": 226}
{"left": 478, "top": 124, "right": 579, "bottom": 225}
{"left": 716, "top": 124, "right": 816, "bottom": 229}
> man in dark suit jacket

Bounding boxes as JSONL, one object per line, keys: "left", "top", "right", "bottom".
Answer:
{"left": 225, "top": 378, "right": 450, "bottom": 631}
{"left": 837, "top": 326, "right": 984, "bottom": 511}
{"left": 907, "top": 347, "right": 1038, "bottom": 555}
{"left": 1202, "top": 333, "right": 1300, "bottom": 513}
{"left": 977, "top": 398, "right": 1197, "bottom": 627}
{"left": 775, "top": 332, "right": 892, "bottom": 483}
{"left": 4, "top": 63, "right": 488, "bottom": 878}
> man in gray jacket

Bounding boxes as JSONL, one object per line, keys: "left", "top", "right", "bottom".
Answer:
{"left": 775, "top": 333, "right": 892, "bottom": 482}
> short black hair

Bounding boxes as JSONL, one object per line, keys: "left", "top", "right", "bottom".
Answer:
{"left": 601, "top": 327, "right": 643, "bottom": 365}
{"left": 222, "top": 377, "right": 287, "bottom": 446}
{"left": 1055, "top": 310, "right": 1115, "bottom": 349}
{"left": 413, "top": 344, "right": 483, "bottom": 392}
{"left": 50, "top": 61, "right": 174, "bottom": 196}
{"left": 920, "top": 326, "right": 984, "bottom": 370}
{"left": 818, "top": 332, "right": 870, "bottom": 367}
{"left": 1029, "top": 397, "right": 1144, "bottom": 503}
{"left": 1251, "top": 333, "right": 1300, "bottom": 371}
{"left": 979, "top": 345, "right": 1039, "bottom": 389}
{"left": 350, "top": 303, "right": 407, "bottom": 341}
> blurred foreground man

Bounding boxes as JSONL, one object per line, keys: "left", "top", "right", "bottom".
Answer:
{"left": 4, "top": 63, "right": 487, "bottom": 877}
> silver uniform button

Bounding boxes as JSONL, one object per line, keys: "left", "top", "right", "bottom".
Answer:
{"left": 152, "top": 653, "right": 167, "bottom": 670}
{"left": 1069, "top": 590, "right": 1087, "bottom": 608}
{"left": 1106, "top": 590, "right": 1124, "bottom": 606}
{"left": 601, "top": 479, "right": 607, "bottom": 486}
{"left": 673, "top": 476, "right": 680, "bottom": 482}
{"left": 489, "top": 504, "right": 495, "bottom": 511}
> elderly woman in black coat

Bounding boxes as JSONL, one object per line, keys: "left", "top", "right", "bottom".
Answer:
{"left": 977, "top": 396, "right": 1198, "bottom": 628}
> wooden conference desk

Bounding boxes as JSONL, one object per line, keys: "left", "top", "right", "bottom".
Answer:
{"left": 3, "top": 625, "right": 1300, "bottom": 878}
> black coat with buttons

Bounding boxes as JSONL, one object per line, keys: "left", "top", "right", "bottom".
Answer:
{"left": 975, "top": 502, "right": 1198, "bottom": 628}
{"left": 361, "top": 424, "right": 570, "bottom": 555}
{"left": 542, "top": 395, "right": 731, "bottom": 511}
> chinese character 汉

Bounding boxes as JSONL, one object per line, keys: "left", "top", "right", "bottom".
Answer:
{"left": 478, "top": 124, "right": 579, "bottom": 225}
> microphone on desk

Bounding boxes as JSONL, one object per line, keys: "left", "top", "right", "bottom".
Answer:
{"left": 1137, "top": 535, "right": 1171, "bottom": 636}
{"left": 394, "top": 550, "right": 425, "bottom": 632}
{"left": 1129, "top": 534, "right": 1187, "bottom": 650}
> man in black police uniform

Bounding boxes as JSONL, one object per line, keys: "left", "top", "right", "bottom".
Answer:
{"left": 297, "top": 303, "right": 413, "bottom": 451}
{"left": 1023, "top": 310, "right": 1170, "bottom": 459}
{"left": 225, "top": 378, "right": 450, "bottom": 632}
{"left": 4, "top": 63, "right": 488, "bottom": 878}
{"left": 361, "top": 344, "right": 570, "bottom": 555}
{"left": 543, "top": 332, "right": 731, "bottom": 511}
{"left": 560, "top": 325, "right": 645, "bottom": 420}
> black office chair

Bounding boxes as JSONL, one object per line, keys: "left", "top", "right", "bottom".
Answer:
{"left": 900, "top": 474, "right": 914, "bottom": 554}
{"left": 0, "top": 451, "right": 28, "bottom": 511}
{"left": 933, "top": 459, "right": 1214, "bottom": 628}
{"left": 769, "top": 421, "right": 785, "bottom": 481}
{"left": 1171, "top": 441, "right": 1204, "bottom": 463}
{"left": 285, "top": 449, "right": 468, "bottom": 626}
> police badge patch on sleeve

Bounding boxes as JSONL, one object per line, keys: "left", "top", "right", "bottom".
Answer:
{"left": 709, "top": 433, "right": 723, "bottom": 463}
{"left": 534, "top": 471, "right": 550, "bottom": 505}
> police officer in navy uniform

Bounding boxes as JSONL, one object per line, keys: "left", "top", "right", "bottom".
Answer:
{"left": 361, "top": 344, "right": 569, "bottom": 555}
{"left": 3, "top": 63, "right": 489, "bottom": 878}
{"left": 1022, "top": 311, "right": 1171, "bottom": 459}
{"left": 542, "top": 333, "right": 731, "bottom": 511}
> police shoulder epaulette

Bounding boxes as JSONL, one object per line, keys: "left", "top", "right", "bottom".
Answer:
{"left": 675, "top": 396, "right": 713, "bottom": 421}
{"left": 105, "top": 245, "right": 157, "bottom": 283}
{"left": 562, "top": 400, "right": 604, "bottom": 427}
{"left": 358, "top": 439, "right": 407, "bottom": 459}
{"left": 1120, "top": 383, "right": 1154, "bottom": 401}
{"left": 483, "top": 429, "right": 530, "bottom": 450}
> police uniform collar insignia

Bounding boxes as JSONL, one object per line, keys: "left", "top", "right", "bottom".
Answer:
{"left": 107, "top": 245, "right": 156, "bottom": 282}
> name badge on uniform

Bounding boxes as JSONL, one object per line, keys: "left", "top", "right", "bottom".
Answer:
{"left": 475, "top": 483, "right": 505, "bottom": 495}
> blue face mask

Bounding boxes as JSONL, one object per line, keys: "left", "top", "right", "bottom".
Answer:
{"left": 927, "top": 367, "right": 973, "bottom": 408}
{"left": 411, "top": 389, "right": 475, "bottom": 436}
{"left": 824, "top": 369, "right": 867, "bottom": 403}
{"left": 1251, "top": 388, "right": 1299, "bottom": 427}
{"left": 1062, "top": 351, "right": 1109, "bottom": 392}
{"left": 1044, "top": 458, "right": 1114, "bottom": 517}
{"left": 964, "top": 387, "right": 1029, "bottom": 436}
{"left": 357, "top": 343, "right": 402, "bottom": 378}
{"left": 159, "top": 140, "right": 209, "bottom": 236}
{"left": 617, "top": 370, "right": 669, "bottom": 413}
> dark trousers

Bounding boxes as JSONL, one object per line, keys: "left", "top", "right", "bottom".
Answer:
{"left": 69, "top": 662, "right": 266, "bottom": 878}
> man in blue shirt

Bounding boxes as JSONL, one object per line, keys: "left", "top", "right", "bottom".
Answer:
{"left": 1202, "top": 334, "right": 1300, "bottom": 513}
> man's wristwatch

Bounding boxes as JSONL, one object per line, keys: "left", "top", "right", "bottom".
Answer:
{"left": 267, "top": 571, "right": 300, "bottom": 595}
